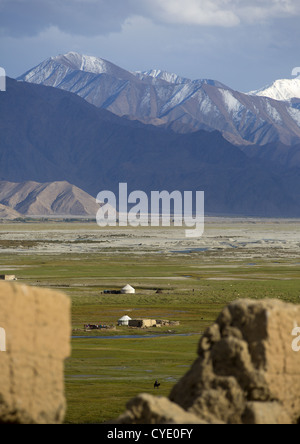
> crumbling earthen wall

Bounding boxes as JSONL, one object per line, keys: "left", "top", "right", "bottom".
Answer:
{"left": 0, "top": 282, "right": 71, "bottom": 424}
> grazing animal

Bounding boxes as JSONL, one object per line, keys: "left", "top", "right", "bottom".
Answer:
{"left": 154, "top": 380, "right": 161, "bottom": 389}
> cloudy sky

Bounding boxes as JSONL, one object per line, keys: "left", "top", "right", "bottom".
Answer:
{"left": 0, "top": 0, "right": 300, "bottom": 91}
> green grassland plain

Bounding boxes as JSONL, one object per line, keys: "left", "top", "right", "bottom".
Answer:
{"left": 0, "top": 219, "right": 299, "bottom": 423}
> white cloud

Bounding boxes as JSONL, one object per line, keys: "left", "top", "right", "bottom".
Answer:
{"left": 141, "top": 0, "right": 240, "bottom": 27}
{"left": 135, "top": 0, "right": 300, "bottom": 27}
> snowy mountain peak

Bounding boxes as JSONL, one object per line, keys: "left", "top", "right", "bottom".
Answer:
{"left": 52, "top": 52, "right": 113, "bottom": 75}
{"left": 19, "top": 52, "right": 134, "bottom": 86}
{"left": 249, "top": 77, "right": 300, "bottom": 101}
{"left": 134, "top": 69, "right": 191, "bottom": 85}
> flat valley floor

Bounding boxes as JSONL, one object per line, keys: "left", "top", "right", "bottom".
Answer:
{"left": 0, "top": 218, "right": 299, "bottom": 423}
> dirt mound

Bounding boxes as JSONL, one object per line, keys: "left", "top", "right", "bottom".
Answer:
{"left": 115, "top": 393, "right": 208, "bottom": 425}
{"left": 0, "top": 180, "right": 104, "bottom": 217}
{"left": 0, "top": 203, "right": 22, "bottom": 220}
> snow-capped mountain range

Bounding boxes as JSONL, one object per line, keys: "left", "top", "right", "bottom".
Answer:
{"left": 18, "top": 52, "right": 300, "bottom": 146}
{"left": 249, "top": 77, "right": 300, "bottom": 102}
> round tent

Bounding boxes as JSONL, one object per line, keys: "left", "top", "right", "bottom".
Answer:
{"left": 118, "top": 315, "right": 132, "bottom": 326}
{"left": 121, "top": 284, "right": 135, "bottom": 294}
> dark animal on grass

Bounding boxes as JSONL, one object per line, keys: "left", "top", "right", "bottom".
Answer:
{"left": 154, "top": 380, "right": 161, "bottom": 389}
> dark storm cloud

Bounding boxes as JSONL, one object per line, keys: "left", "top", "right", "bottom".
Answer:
{"left": 0, "top": 0, "right": 132, "bottom": 37}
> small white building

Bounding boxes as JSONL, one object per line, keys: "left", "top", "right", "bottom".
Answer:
{"left": 118, "top": 315, "right": 132, "bottom": 326}
{"left": 121, "top": 284, "right": 135, "bottom": 294}
{"left": 0, "top": 275, "right": 17, "bottom": 281}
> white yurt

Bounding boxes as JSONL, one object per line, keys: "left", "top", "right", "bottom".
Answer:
{"left": 121, "top": 284, "right": 135, "bottom": 294}
{"left": 118, "top": 315, "right": 132, "bottom": 326}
